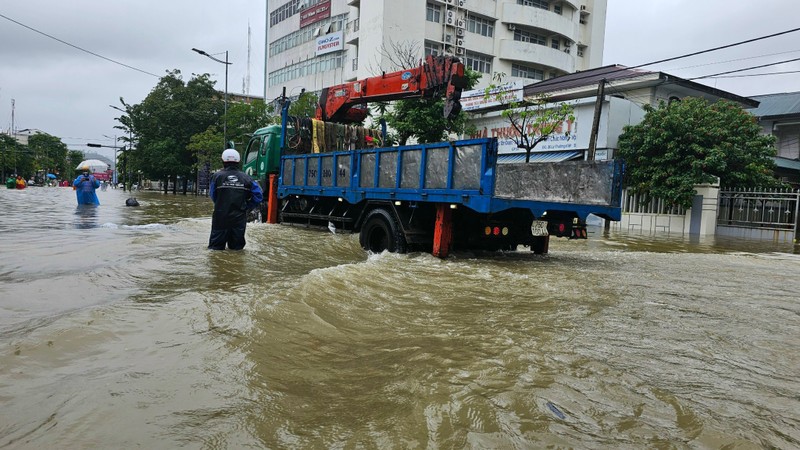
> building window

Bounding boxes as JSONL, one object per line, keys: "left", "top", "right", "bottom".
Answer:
{"left": 269, "top": 13, "right": 348, "bottom": 57}
{"left": 424, "top": 41, "right": 442, "bottom": 57}
{"left": 426, "top": 3, "right": 442, "bottom": 23}
{"left": 551, "top": 38, "right": 560, "bottom": 49}
{"left": 465, "top": 51, "right": 492, "bottom": 74}
{"left": 553, "top": 4, "right": 562, "bottom": 14}
{"left": 269, "top": 51, "right": 346, "bottom": 85}
{"left": 466, "top": 14, "right": 494, "bottom": 37}
{"left": 512, "top": 63, "right": 544, "bottom": 81}
{"left": 517, "top": 0, "right": 550, "bottom": 11}
{"left": 514, "top": 29, "right": 547, "bottom": 46}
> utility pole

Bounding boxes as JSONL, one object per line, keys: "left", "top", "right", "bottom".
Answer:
{"left": 11, "top": 99, "right": 16, "bottom": 174}
{"left": 587, "top": 79, "right": 605, "bottom": 161}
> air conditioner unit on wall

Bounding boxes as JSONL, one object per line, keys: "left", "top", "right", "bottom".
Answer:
{"left": 455, "top": 47, "right": 465, "bottom": 55}
{"left": 446, "top": 17, "right": 455, "bottom": 25}
{"left": 456, "top": 19, "right": 465, "bottom": 28}
{"left": 577, "top": 49, "right": 584, "bottom": 57}
{"left": 456, "top": 27, "right": 465, "bottom": 36}
{"left": 446, "top": 0, "right": 453, "bottom": 4}
{"left": 456, "top": 38, "right": 464, "bottom": 47}
{"left": 458, "top": 0, "right": 465, "bottom": 7}
{"left": 445, "top": 34, "right": 453, "bottom": 43}
{"left": 507, "top": 23, "right": 516, "bottom": 31}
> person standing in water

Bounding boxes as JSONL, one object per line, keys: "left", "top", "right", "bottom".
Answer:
{"left": 73, "top": 168, "right": 100, "bottom": 205}
{"left": 208, "top": 149, "right": 263, "bottom": 250}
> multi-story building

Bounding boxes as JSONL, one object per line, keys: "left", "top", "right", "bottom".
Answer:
{"left": 266, "top": 0, "right": 607, "bottom": 101}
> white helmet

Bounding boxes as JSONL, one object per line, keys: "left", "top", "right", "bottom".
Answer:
{"left": 221, "top": 148, "right": 240, "bottom": 162}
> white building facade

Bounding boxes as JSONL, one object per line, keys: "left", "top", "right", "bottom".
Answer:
{"left": 266, "top": 0, "right": 608, "bottom": 100}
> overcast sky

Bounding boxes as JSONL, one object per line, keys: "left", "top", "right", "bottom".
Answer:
{"left": 2, "top": 0, "right": 800, "bottom": 162}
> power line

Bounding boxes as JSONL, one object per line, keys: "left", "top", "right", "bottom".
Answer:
{"left": 664, "top": 49, "right": 800, "bottom": 72}
{"left": 532, "top": 27, "right": 800, "bottom": 92}
{"left": 711, "top": 70, "right": 800, "bottom": 79}
{"left": 628, "top": 27, "right": 800, "bottom": 71}
{"left": 0, "top": 13, "right": 160, "bottom": 78}
{"left": 689, "top": 57, "right": 800, "bottom": 81}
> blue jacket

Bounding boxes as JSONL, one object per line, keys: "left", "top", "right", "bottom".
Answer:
{"left": 73, "top": 174, "right": 101, "bottom": 205}
{"left": 209, "top": 166, "right": 263, "bottom": 228}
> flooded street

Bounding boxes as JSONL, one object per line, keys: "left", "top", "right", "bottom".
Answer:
{"left": 1, "top": 187, "right": 798, "bottom": 449}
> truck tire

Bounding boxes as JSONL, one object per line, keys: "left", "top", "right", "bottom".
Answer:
{"left": 359, "top": 208, "right": 407, "bottom": 253}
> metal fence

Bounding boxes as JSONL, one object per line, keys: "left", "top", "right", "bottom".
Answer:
{"left": 622, "top": 189, "right": 687, "bottom": 215}
{"left": 717, "top": 188, "right": 799, "bottom": 241}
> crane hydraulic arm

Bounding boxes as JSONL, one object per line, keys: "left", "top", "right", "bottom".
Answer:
{"left": 316, "top": 55, "right": 468, "bottom": 124}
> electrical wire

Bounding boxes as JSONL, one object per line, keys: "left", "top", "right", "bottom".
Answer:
{"left": 708, "top": 70, "right": 800, "bottom": 79}
{"left": 532, "top": 27, "right": 800, "bottom": 91}
{"left": 688, "top": 56, "right": 800, "bottom": 81}
{"left": 0, "top": 13, "right": 160, "bottom": 78}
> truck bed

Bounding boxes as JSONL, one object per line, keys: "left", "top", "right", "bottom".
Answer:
{"left": 278, "top": 137, "right": 622, "bottom": 221}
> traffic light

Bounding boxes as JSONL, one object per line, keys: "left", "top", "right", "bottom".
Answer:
{"left": 86, "top": 143, "right": 102, "bottom": 148}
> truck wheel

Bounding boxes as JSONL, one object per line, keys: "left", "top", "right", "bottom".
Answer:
{"left": 359, "top": 209, "right": 407, "bottom": 253}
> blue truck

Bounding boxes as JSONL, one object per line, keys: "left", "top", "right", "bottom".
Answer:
{"left": 243, "top": 56, "right": 623, "bottom": 257}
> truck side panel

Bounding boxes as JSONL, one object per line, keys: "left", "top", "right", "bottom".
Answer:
{"left": 278, "top": 137, "right": 622, "bottom": 220}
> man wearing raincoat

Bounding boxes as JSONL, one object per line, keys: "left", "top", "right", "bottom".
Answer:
{"left": 73, "top": 169, "right": 101, "bottom": 205}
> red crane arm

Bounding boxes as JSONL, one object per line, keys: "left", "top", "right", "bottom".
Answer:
{"left": 316, "top": 55, "right": 468, "bottom": 123}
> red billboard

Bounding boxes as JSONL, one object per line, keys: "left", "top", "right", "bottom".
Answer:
{"left": 300, "top": 0, "right": 331, "bottom": 28}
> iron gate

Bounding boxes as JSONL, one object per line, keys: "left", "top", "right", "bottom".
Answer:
{"left": 717, "top": 188, "right": 800, "bottom": 242}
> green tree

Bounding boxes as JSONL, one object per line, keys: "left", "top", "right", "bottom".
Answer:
{"left": 28, "top": 133, "right": 69, "bottom": 176}
{"left": 1, "top": 134, "right": 19, "bottom": 178}
{"left": 187, "top": 126, "right": 223, "bottom": 175}
{"left": 225, "top": 99, "right": 275, "bottom": 149}
{"left": 378, "top": 68, "right": 481, "bottom": 145}
{"left": 618, "top": 97, "right": 780, "bottom": 208}
{"left": 483, "top": 73, "right": 575, "bottom": 163}
{"left": 288, "top": 91, "right": 318, "bottom": 119}
{"left": 120, "top": 70, "right": 220, "bottom": 188}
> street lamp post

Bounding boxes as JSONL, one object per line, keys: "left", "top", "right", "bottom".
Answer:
{"left": 109, "top": 104, "right": 134, "bottom": 191}
{"left": 102, "top": 134, "right": 120, "bottom": 185}
{"left": 86, "top": 141, "right": 123, "bottom": 187}
{"left": 192, "top": 48, "right": 231, "bottom": 149}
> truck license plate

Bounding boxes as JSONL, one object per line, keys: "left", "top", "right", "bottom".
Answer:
{"left": 531, "top": 220, "right": 549, "bottom": 236}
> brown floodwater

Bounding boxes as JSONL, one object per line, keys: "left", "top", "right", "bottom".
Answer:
{"left": 1, "top": 187, "right": 798, "bottom": 449}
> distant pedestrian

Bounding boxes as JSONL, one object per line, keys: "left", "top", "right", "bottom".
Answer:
{"left": 73, "top": 169, "right": 100, "bottom": 205}
{"left": 15, "top": 175, "right": 26, "bottom": 189}
{"left": 208, "top": 149, "right": 263, "bottom": 250}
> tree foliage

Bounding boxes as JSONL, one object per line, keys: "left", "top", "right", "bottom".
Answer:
{"left": 113, "top": 71, "right": 276, "bottom": 187}
{"left": 484, "top": 74, "right": 575, "bottom": 163}
{"left": 377, "top": 68, "right": 481, "bottom": 145}
{"left": 1, "top": 134, "right": 31, "bottom": 178}
{"left": 122, "top": 70, "right": 220, "bottom": 181}
{"left": 226, "top": 99, "right": 275, "bottom": 149}
{"left": 618, "top": 98, "right": 780, "bottom": 208}
{"left": 28, "top": 133, "right": 69, "bottom": 175}
{"left": 288, "top": 91, "right": 318, "bottom": 119}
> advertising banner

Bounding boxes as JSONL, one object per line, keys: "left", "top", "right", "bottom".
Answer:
{"left": 460, "top": 81, "right": 523, "bottom": 112}
{"left": 300, "top": 0, "right": 331, "bottom": 28}
{"left": 315, "top": 31, "right": 343, "bottom": 55}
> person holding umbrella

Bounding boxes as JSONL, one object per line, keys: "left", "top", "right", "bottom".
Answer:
{"left": 73, "top": 166, "right": 100, "bottom": 205}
